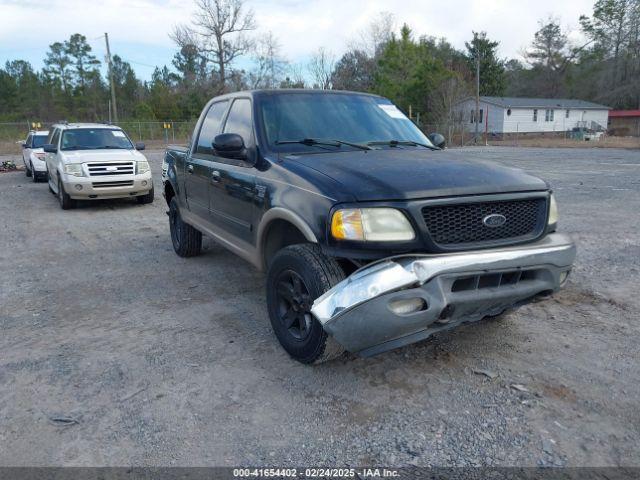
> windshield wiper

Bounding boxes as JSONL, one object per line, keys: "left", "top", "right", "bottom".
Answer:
{"left": 367, "top": 140, "right": 439, "bottom": 150}
{"left": 276, "top": 138, "right": 372, "bottom": 151}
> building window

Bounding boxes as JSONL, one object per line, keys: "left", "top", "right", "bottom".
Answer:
{"left": 545, "top": 109, "right": 554, "bottom": 122}
{"left": 470, "top": 109, "right": 475, "bottom": 123}
{"left": 566, "top": 109, "right": 570, "bottom": 118}
{"left": 533, "top": 109, "right": 538, "bottom": 121}
{"left": 507, "top": 108, "right": 512, "bottom": 116}
{"left": 479, "top": 109, "right": 483, "bottom": 123}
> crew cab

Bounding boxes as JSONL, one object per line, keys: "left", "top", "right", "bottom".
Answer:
{"left": 162, "top": 90, "right": 576, "bottom": 364}
{"left": 44, "top": 123, "right": 153, "bottom": 209}
{"left": 21, "top": 130, "right": 49, "bottom": 182}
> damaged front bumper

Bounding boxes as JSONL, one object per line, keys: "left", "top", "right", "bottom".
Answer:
{"left": 311, "top": 233, "right": 576, "bottom": 357}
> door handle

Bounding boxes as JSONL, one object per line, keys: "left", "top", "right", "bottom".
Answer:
{"left": 187, "top": 164, "right": 194, "bottom": 174}
{"left": 211, "top": 170, "right": 221, "bottom": 183}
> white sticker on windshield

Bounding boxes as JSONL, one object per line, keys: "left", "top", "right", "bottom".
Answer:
{"left": 112, "top": 131, "right": 126, "bottom": 137}
{"left": 378, "top": 104, "right": 406, "bottom": 119}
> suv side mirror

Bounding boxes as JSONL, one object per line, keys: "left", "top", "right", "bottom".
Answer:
{"left": 428, "top": 133, "right": 446, "bottom": 149}
{"left": 135, "top": 142, "right": 146, "bottom": 151}
{"left": 213, "top": 133, "right": 247, "bottom": 160}
{"left": 21, "top": 142, "right": 27, "bottom": 149}
{"left": 43, "top": 144, "right": 57, "bottom": 153}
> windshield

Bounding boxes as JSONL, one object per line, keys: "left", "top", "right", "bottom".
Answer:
{"left": 260, "top": 92, "right": 434, "bottom": 153}
{"left": 32, "top": 135, "right": 48, "bottom": 148}
{"left": 60, "top": 128, "right": 133, "bottom": 151}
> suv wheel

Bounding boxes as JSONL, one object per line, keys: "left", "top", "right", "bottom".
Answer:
{"left": 31, "top": 163, "right": 39, "bottom": 183}
{"left": 169, "top": 197, "right": 202, "bottom": 257}
{"left": 137, "top": 185, "right": 154, "bottom": 204}
{"left": 266, "top": 244, "right": 346, "bottom": 364}
{"left": 25, "top": 163, "right": 32, "bottom": 177}
{"left": 58, "top": 178, "right": 75, "bottom": 210}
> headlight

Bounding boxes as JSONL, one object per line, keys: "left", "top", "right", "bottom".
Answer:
{"left": 331, "top": 208, "right": 415, "bottom": 242}
{"left": 548, "top": 194, "right": 559, "bottom": 225}
{"left": 63, "top": 164, "right": 83, "bottom": 177}
{"left": 136, "top": 160, "right": 150, "bottom": 174}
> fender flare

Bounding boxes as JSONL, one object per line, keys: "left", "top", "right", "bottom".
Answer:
{"left": 257, "top": 207, "right": 318, "bottom": 268}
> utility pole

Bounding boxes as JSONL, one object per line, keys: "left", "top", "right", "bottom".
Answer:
{"left": 104, "top": 33, "right": 118, "bottom": 124}
{"left": 474, "top": 44, "right": 480, "bottom": 145}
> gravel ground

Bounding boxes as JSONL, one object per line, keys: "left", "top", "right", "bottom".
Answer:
{"left": 0, "top": 146, "right": 639, "bottom": 467}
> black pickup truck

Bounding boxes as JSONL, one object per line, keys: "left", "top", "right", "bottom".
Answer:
{"left": 162, "top": 89, "right": 576, "bottom": 364}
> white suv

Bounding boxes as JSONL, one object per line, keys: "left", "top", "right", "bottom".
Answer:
{"left": 44, "top": 123, "right": 153, "bottom": 209}
{"left": 22, "top": 130, "right": 49, "bottom": 182}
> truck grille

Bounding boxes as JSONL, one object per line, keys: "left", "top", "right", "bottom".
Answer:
{"left": 92, "top": 180, "right": 134, "bottom": 188}
{"left": 87, "top": 162, "right": 135, "bottom": 176}
{"left": 422, "top": 197, "right": 547, "bottom": 247}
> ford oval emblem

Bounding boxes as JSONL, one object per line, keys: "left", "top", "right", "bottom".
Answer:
{"left": 483, "top": 213, "right": 506, "bottom": 227}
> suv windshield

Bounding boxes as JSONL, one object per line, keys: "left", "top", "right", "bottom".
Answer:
{"left": 32, "top": 135, "right": 48, "bottom": 148}
{"left": 60, "top": 128, "right": 133, "bottom": 151}
{"left": 260, "top": 92, "right": 434, "bottom": 153}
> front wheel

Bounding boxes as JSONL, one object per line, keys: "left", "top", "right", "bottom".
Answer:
{"left": 266, "top": 244, "right": 346, "bottom": 364}
{"left": 58, "top": 178, "right": 75, "bottom": 210}
{"left": 169, "top": 197, "right": 202, "bottom": 257}
{"left": 137, "top": 185, "right": 154, "bottom": 204}
{"left": 25, "top": 162, "right": 32, "bottom": 177}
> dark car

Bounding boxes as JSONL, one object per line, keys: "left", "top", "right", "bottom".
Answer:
{"left": 162, "top": 89, "right": 576, "bottom": 364}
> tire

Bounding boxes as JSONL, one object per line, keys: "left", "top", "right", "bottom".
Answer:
{"left": 266, "top": 244, "right": 346, "bottom": 364}
{"left": 47, "top": 168, "right": 55, "bottom": 194}
{"left": 31, "top": 163, "right": 39, "bottom": 183}
{"left": 136, "top": 185, "right": 154, "bottom": 204}
{"left": 57, "top": 178, "right": 75, "bottom": 210}
{"left": 169, "top": 197, "right": 202, "bottom": 257}
{"left": 25, "top": 162, "right": 32, "bottom": 177}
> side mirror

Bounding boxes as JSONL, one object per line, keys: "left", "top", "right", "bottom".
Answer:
{"left": 135, "top": 142, "right": 146, "bottom": 151}
{"left": 43, "top": 144, "right": 57, "bottom": 153}
{"left": 21, "top": 142, "right": 27, "bottom": 149}
{"left": 213, "top": 133, "right": 247, "bottom": 160}
{"left": 428, "top": 133, "right": 446, "bottom": 149}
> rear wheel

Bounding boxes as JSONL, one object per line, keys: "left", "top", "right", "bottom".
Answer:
{"left": 137, "top": 185, "right": 154, "bottom": 204}
{"left": 266, "top": 244, "right": 346, "bottom": 364}
{"left": 169, "top": 197, "right": 202, "bottom": 257}
{"left": 58, "top": 178, "right": 75, "bottom": 210}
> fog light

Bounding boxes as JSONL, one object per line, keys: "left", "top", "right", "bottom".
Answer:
{"left": 388, "top": 297, "right": 426, "bottom": 315}
{"left": 74, "top": 184, "right": 83, "bottom": 191}
{"left": 141, "top": 180, "right": 148, "bottom": 186}
{"left": 559, "top": 270, "right": 570, "bottom": 285}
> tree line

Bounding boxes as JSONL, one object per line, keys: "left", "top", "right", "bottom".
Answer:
{"left": 0, "top": 0, "right": 638, "bottom": 125}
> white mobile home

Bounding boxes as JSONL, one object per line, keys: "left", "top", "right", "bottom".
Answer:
{"left": 455, "top": 97, "right": 610, "bottom": 134}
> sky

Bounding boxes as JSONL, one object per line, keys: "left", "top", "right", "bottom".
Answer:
{"left": 0, "top": 0, "right": 597, "bottom": 81}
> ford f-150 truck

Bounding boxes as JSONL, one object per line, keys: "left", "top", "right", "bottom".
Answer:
{"left": 162, "top": 89, "right": 576, "bottom": 364}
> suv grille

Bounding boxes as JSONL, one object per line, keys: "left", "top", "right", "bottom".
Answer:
{"left": 422, "top": 198, "right": 547, "bottom": 247}
{"left": 87, "top": 162, "right": 134, "bottom": 176}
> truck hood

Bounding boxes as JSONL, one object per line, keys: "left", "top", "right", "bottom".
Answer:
{"left": 61, "top": 149, "right": 143, "bottom": 164}
{"left": 286, "top": 148, "right": 548, "bottom": 201}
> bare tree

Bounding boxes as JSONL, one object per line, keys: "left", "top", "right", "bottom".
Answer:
{"left": 351, "top": 11, "right": 396, "bottom": 57}
{"left": 171, "top": 0, "right": 256, "bottom": 93}
{"left": 248, "top": 31, "right": 288, "bottom": 89}
{"left": 308, "top": 48, "right": 335, "bottom": 89}
{"left": 280, "top": 63, "right": 306, "bottom": 88}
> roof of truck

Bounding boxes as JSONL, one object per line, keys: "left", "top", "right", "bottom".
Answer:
{"left": 51, "top": 123, "right": 122, "bottom": 130}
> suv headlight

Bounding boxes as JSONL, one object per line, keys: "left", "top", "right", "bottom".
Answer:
{"left": 548, "top": 194, "right": 559, "bottom": 226}
{"left": 331, "top": 208, "right": 415, "bottom": 242}
{"left": 136, "top": 160, "right": 150, "bottom": 174}
{"left": 63, "top": 164, "right": 83, "bottom": 177}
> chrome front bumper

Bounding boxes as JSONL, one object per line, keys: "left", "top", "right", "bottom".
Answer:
{"left": 311, "top": 233, "right": 576, "bottom": 356}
